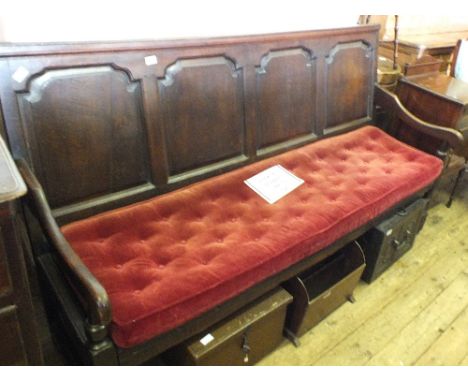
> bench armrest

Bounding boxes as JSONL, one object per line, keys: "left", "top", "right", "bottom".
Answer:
{"left": 374, "top": 84, "right": 465, "bottom": 155}
{"left": 16, "top": 159, "right": 111, "bottom": 343}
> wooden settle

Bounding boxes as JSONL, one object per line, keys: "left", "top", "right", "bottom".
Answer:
{"left": 0, "top": 25, "right": 464, "bottom": 365}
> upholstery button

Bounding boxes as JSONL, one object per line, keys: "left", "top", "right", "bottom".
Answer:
{"left": 158, "top": 264, "right": 165, "bottom": 269}
{"left": 181, "top": 240, "right": 187, "bottom": 244}
{"left": 217, "top": 238, "right": 223, "bottom": 243}
{"left": 115, "top": 264, "right": 122, "bottom": 269}
{"left": 231, "top": 218, "right": 237, "bottom": 222}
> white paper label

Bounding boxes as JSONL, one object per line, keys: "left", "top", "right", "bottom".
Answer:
{"left": 144, "top": 55, "right": 158, "bottom": 66}
{"left": 12, "top": 66, "right": 29, "bottom": 83}
{"left": 199, "top": 333, "right": 214, "bottom": 346}
{"left": 244, "top": 164, "right": 304, "bottom": 204}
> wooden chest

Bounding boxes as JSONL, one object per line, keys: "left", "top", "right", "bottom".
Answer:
{"left": 358, "top": 198, "right": 429, "bottom": 283}
{"left": 282, "top": 241, "right": 365, "bottom": 342}
{"left": 164, "top": 288, "right": 292, "bottom": 366}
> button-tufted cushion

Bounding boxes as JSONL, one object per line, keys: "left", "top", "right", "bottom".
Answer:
{"left": 61, "top": 126, "right": 443, "bottom": 348}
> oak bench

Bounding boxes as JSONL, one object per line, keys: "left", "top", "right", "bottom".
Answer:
{"left": 0, "top": 25, "right": 463, "bottom": 364}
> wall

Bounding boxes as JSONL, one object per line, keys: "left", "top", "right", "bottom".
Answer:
{"left": 0, "top": 1, "right": 359, "bottom": 43}
{"left": 367, "top": 15, "right": 468, "bottom": 41}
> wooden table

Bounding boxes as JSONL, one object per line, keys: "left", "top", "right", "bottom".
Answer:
{"left": 380, "top": 31, "right": 468, "bottom": 75}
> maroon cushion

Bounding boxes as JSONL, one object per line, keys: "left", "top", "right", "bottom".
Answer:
{"left": 61, "top": 126, "right": 443, "bottom": 348}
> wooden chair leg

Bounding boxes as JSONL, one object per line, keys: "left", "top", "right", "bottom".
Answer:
{"left": 446, "top": 161, "right": 467, "bottom": 208}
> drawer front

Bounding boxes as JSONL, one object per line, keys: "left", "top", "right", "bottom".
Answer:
{"left": 0, "top": 226, "right": 13, "bottom": 298}
{"left": 0, "top": 305, "right": 27, "bottom": 365}
{"left": 195, "top": 305, "right": 288, "bottom": 366}
{"left": 165, "top": 288, "right": 292, "bottom": 366}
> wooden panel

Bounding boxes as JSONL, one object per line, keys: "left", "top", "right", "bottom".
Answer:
{"left": 325, "top": 41, "right": 373, "bottom": 130}
{"left": 0, "top": 26, "right": 379, "bottom": 225}
{"left": 17, "top": 66, "right": 151, "bottom": 209}
{"left": 255, "top": 48, "right": 317, "bottom": 155}
{"left": 158, "top": 57, "right": 246, "bottom": 180}
{"left": 0, "top": 227, "right": 12, "bottom": 297}
{"left": 0, "top": 305, "right": 27, "bottom": 365}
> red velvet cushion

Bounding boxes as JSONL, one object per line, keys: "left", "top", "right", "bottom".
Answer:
{"left": 61, "top": 126, "right": 443, "bottom": 348}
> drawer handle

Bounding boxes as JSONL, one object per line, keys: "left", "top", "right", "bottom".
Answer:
{"left": 397, "top": 209, "right": 408, "bottom": 216}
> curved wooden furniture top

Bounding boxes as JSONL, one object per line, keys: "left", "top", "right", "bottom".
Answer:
{"left": 374, "top": 84, "right": 465, "bottom": 154}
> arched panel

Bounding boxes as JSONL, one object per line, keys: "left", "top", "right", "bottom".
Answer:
{"left": 158, "top": 56, "right": 246, "bottom": 179}
{"left": 17, "top": 66, "right": 151, "bottom": 209}
{"left": 325, "top": 41, "right": 373, "bottom": 130}
{"left": 255, "top": 48, "right": 317, "bottom": 154}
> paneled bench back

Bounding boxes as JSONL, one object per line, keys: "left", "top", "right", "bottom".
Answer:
{"left": 0, "top": 25, "right": 378, "bottom": 225}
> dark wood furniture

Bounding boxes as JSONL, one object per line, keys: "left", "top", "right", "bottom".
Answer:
{"left": 358, "top": 198, "right": 428, "bottom": 283}
{"left": 395, "top": 73, "right": 468, "bottom": 206}
{"left": 379, "top": 31, "right": 468, "bottom": 75}
{"left": 361, "top": 15, "right": 468, "bottom": 76}
{"left": 283, "top": 241, "right": 365, "bottom": 344}
{"left": 165, "top": 288, "right": 292, "bottom": 366}
{"left": 379, "top": 40, "right": 445, "bottom": 75}
{"left": 396, "top": 74, "right": 468, "bottom": 156}
{"left": 0, "top": 26, "right": 464, "bottom": 365}
{"left": 0, "top": 135, "right": 42, "bottom": 365}
{"left": 0, "top": 27, "right": 380, "bottom": 226}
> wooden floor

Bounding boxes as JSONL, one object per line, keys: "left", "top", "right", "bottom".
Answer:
{"left": 259, "top": 176, "right": 468, "bottom": 366}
